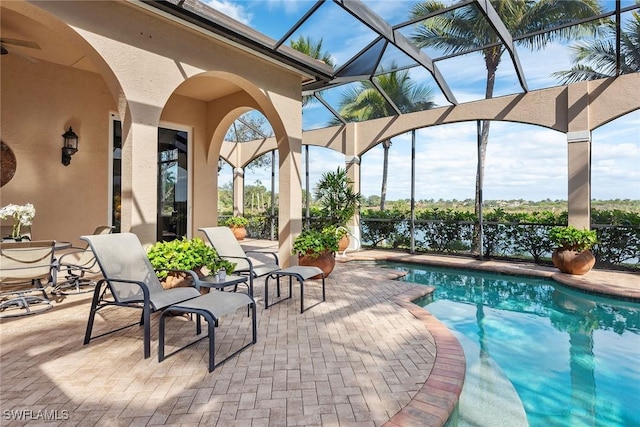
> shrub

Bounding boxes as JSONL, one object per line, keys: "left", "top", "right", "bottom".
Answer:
{"left": 549, "top": 226, "right": 598, "bottom": 252}
{"left": 147, "top": 237, "right": 235, "bottom": 279}
{"left": 224, "top": 216, "right": 249, "bottom": 228}
{"left": 292, "top": 227, "right": 340, "bottom": 258}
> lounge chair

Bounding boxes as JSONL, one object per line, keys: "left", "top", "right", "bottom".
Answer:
{"left": 199, "top": 226, "right": 326, "bottom": 312}
{"left": 82, "top": 232, "right": 256, "bottom": 366}
{"left": 55, "top": 225, "right": 113, "bottom": 294}
{"left": 0, "top": 240, "right": 55, "bottom": 318}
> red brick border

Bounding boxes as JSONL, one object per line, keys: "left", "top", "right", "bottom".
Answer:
{"left": 384, "top": 288, "right": 466, "bottom": 427}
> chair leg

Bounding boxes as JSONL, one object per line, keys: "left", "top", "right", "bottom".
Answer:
{"left": 143, "top": 304, "right": 152, "bottom": 359}
{"left": 56, "top": 274, "right": 95, "bottom": 295}
{"left": 207, "top": 316, "right": 216, "bottom": 372}
{"left": 158, "top": 312, "right": 167, "bottom": 362}
{"left": 84, "top": 280, "right": 105, "bottom": 345}
{"left": 264, "top": 275, "right": 270, "bottom": 309}
{"left": 251, "top": 299, "right": 257, "bottom": 343}
{"left": 299, "top": 277, "right": 304, "bottom": 313}
{"left": 276, "top": 276, "right": 282, "bottom": 297}
{"left": 34, "top": 278, "right": 48, "bottom": 300}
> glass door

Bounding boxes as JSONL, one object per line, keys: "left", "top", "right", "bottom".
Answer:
{"left": 111, "top": 119, "right": 122, "bottom": 232}
{"left": 157, "top": 127, "right": 188, "bottom": 241}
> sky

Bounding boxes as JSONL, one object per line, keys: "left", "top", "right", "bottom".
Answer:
{"left": 211, "top": 0, "right": 639, "bottom": 202}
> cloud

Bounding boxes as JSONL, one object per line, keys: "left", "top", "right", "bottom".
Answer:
{"left": 203, "top": 0, "right": 253, "bottom": 24}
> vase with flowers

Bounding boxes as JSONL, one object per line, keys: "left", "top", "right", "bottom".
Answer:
{"left": 0, "top": 203, "right": 35, "bottom": 241}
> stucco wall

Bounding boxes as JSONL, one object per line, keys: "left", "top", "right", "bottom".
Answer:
{"left": 0, "top": 57, "right": 116, "bottom": 246}
{"left": 2, "top": 0, "right": 305, "bottom": 257}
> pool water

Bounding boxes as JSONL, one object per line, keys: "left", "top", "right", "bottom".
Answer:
{"left": 381, "top": 262, "right": 640, "bottom": 427}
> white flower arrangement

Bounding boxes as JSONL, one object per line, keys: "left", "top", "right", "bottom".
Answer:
{"left": 0, "top": 203, "right": 36, "bottom": 239}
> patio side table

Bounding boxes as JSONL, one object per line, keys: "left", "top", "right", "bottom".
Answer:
{"left": 197, "top": 274, "right": 248, "bottom": 293}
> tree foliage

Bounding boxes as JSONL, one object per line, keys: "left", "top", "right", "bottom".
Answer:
{"left": 554, "top": 11, "right": 640, "bottom": 83}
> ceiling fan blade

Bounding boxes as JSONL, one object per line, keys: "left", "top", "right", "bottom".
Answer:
{"left": 1, "top": 47, "right": 39, "bottom": 63}
{"left": 0, "top": 37, "right": 41, "bottom": 50}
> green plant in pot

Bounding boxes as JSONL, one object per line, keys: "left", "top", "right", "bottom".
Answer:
{"left": 224, "top": 215, "right": 249, "bottom": 240}
{"left": 147, "top": 237, "right": 236, "bottom": 290}
{"left": 292, "top": 227, "right": 340, "bottom": 278}
{"left": 548, "top": 226, "right": 598, "bottom": 275}
{"left": 314, "top": 167, "right": 360, "bottom": 251}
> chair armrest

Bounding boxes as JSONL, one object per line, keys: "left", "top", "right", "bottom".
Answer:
{"left": 57, "top": 248, "right": 93, "bottom": 265}
{"left": 100, "top": 277, "right": 151, "bottom": 303}
{"left": 217, "top": 254, "right": 255, "bottom": 271}
{"left": 245, "top": 250, "right": 279, "bottom": 265}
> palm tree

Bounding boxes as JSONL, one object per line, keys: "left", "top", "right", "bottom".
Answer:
{"left": 410, "top": 0, "right": 603, "bottom": 253}
{"left": 334, "top": 64, "right": 437, "bottom": 210}
{"left": 289, "top": 36, "right": 335, "bottom": 107}
{"left": 553, "top": 11, "right": 640, "bottom": 83}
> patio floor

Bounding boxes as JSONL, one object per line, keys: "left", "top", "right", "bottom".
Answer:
{"left": 1, "top": 240, "right": 638, "bottom": 427}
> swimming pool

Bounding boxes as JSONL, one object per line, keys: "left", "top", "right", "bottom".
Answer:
{"left": 378, "top": 262, "right": 640, "bottom": 427}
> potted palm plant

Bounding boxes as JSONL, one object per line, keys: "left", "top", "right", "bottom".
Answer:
{"left": 224, "top": 215, "right": 249, "bottom": 240}
{"left": 314, "top": 167, "right": 360, "bottom": 251}
{"left": 292, "top": 227, "right": 340, "bottom": 278}
{"left": 549, "top": 226, "right": 598, "bottom": 275}
{"left": 147, "top": 237, "right": 235, "bottom": 290}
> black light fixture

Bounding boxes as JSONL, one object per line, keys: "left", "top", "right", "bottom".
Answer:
{"left": 61, "top": 127, "right": 78, "bottom": 166}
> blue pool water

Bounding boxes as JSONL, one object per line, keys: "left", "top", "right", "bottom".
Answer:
{"left": 378, "top": 262, "right": 640, "bottom": 427}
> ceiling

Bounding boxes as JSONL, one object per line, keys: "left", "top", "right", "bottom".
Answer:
{"left": 0, "top": 6, "right": 99, "bottom": 73}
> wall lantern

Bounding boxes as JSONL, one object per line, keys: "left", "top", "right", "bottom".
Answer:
{"left": 61, "top": 127, "right": 78, "bottom": 166}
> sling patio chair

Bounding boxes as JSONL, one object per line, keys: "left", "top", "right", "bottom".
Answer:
{"left": 0, "top": 240, "right": 55, "bottom": 318}
{"left": 82, "top": 232, "right": 256, "bottom": 366}
{"left": 54, "top": 225, "right": 113, "bottom": 295}
{"left": 199, "top": 226, "right": 325, "bottom": 312}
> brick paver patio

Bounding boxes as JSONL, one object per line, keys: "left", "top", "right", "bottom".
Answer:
{"left": 1, "top": 258, "right": 465, "bottom": 426}
{"left": 2, "top": 243, "right": 638, "bottom": 427}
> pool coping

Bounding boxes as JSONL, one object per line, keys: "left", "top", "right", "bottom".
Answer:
{"left": 385, "top": 285, "right": 466, "bottom": 427}
{"left": 341, "top": 250, "right": 640, "bottom": 302}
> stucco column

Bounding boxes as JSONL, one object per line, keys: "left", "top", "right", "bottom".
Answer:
{"left": 279, "top": 136, "right": 303, "bottom": 267}
{"left": 566, "top": 81, "right": 592, "bottom": 230}
{"left": 233, "top": 167, "right": 244, "bottom": 217}
{"left": 567, "top": 131, "right": 592, "bottom": 230}
{"left": 345, "top": 155, "right": 361, "bottom": 250}
{"left": 344, "top": 122, "right": 360, "bottom": 250}
{"left": 120, "top": 120, "right": 158, "bottom": 246}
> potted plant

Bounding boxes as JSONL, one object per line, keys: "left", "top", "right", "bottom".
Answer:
{"left": 314, "top": 167, "right": 360, "bottom": 251}
{"left": 292, "top": 227, "right": 340, "bottom": 278}
{"left": 147, "top": 237, "right": 236, "bottom": 290}
{"left": 224, "top": 215, "right": 249, "bottom": 240}
{"left": 548, "top": 226, "right": 598, "bottom": 275}
{"left": 0, "top": 203, "right": 35, "bottom": 241}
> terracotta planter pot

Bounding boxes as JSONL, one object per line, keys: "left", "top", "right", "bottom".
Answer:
{"left": 298, "top": 250, "right": 335, "bottom": 278}
{"left": 338, "top": 234, "right": 350, "bottom": 252}
{"left": 230, "top": 226, "right": 247, "bottom": 241}
{"left": 552, "top": 249, "right": 596, "bottom": 275}
{"left": 161, "top": 268, "right": 209, "bottom": 294}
